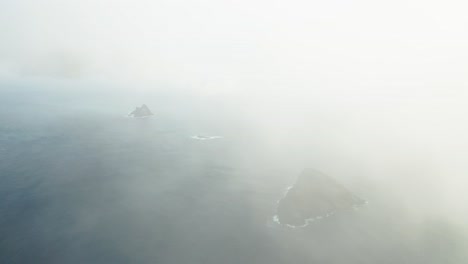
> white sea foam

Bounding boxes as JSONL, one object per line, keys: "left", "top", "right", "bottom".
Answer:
{"left": 190, "top": 135, "right": 223, "bottom": 141}
{"left": 125, "top": 114, "right": 153, "bottom": 119}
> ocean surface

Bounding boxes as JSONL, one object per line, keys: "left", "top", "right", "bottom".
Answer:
{"left": 0, "top": 82, "right": 467, "bottom": 263}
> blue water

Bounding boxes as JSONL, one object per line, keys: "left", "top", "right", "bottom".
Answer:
{"left": 0, "top": 85, "right": 280, "bottom": 263}
{"left": 1, "top": 82, "right": 467, "bottom": 263}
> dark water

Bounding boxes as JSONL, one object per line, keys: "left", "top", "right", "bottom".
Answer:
{"left": 0, "top": 84, "right": 467, "bottom": 263}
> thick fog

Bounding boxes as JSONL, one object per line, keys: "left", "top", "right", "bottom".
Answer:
{"left": 1, "top": 0, "right": 468, "bottom": 263}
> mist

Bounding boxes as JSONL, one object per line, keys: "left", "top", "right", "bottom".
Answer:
{"left": 1, "top": 0, "right": 468, "bottom": 263}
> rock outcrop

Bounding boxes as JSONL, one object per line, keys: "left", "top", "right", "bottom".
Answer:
{"left": 128, "top": 104, "right": 153, "bottom": 118}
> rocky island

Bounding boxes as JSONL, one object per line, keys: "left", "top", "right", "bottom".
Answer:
{"left": 275, "top": 169, "right": 365, "bottom": 227}
{"left": 128, "top": 104, "right": 154, "bottom": 118}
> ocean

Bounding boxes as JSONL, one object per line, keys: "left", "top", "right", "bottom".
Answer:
{"left": 0, "top": 81, "right": 467, "bottom": 263}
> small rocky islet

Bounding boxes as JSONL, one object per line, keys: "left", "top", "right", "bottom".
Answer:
{"left": 128, "top": 104, "right": 154, "bottom": 118}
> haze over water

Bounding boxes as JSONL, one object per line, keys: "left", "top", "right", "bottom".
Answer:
{"left": 1, "top": 81, "right": 467, "bottom": 263}
{"left": 1, "top": 0, "right": 468, "bottom": 263}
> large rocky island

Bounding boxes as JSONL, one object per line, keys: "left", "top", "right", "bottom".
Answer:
{"left": 276, "top": 169, "right": 365, "bottom": 227}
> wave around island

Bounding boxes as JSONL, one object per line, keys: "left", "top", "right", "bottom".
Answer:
{"left": 271, "top": 183, "right": 342, "bottom": 229}
{"left": 190, "top": 135, "right": 223, "bottom": 141}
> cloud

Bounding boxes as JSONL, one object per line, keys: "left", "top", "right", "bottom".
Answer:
{"left": 1, "top": 0, "right": 467, "bottom": 94}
